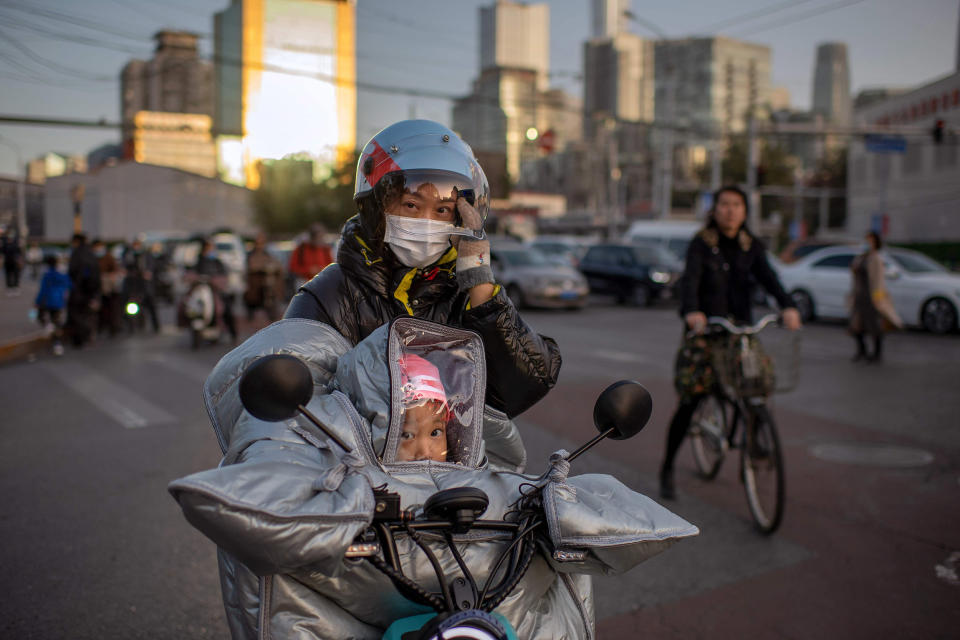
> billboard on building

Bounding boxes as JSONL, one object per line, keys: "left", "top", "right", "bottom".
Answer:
{"left": 217, "top": 0, "right": 356, "bottom": 189}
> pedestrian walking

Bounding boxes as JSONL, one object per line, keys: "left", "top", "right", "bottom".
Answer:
{"left": 93, "top": 239, "right": 123, "bottom": 337}
{"left": 658, "top": 186, "right": 802, "bottom": 501}
{"left": 288, "top": 222, "right": 333, "bottom": 289}
{"left": 35, "top": 254, "right": 71, "bottom": 356}
{"left": 1, "top": 228, "right": 24, "bottom": 295}
{"left": 25, "top": 241, "right": 43, "bottom": 280}
{"left": 65, "top": 233, "right": 101, "bottom": 348}
{"left": 243, "top": 232, "right": 283, "bottom": 322}
{"left": 849, "top": 231, "right": 902, "bottom": 363}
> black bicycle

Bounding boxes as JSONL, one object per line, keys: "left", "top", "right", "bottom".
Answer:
{"left": 688, "top": 314, "right": 799, "bottom": 534}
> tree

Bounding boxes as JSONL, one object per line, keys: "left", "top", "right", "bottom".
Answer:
{"left": 252, "top": 153, "right": 359, "bottom": 235}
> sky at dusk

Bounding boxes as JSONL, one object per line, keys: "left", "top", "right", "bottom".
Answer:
{"left": 0, "top": 0, "right": 957, "bottom": 176}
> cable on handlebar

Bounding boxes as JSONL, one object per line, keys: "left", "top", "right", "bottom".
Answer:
{"left": 367, "top": 555, "right": 445, "bottom": 611}
{"left": 405, "top": 525, "right": 456, "bottom": 612}
{"left": 444, "top": 531, "right": 480, "bottom": 607}
{"left": 478, "top": 516, "right": 542, "bottom": 609}
{"left": 481, "top": 532, "right": 538, "bottom": 612}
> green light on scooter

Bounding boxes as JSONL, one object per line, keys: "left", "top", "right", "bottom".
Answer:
{"left": 126, "top": 302, "right": 140, "bottom": 315}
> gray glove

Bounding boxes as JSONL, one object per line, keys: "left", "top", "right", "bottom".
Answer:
{"left": 454, "top": 198, "right": 494, "bottom": 291}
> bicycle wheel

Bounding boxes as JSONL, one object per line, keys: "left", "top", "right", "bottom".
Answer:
{"left": 741, "top": 405, "right": 785, "bottom": 534}
{"left": 689, "top": 393, "right": 729, "bottom": 480}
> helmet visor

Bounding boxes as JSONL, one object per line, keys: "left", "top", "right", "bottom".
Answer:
{"left": 375, "top": 169, "right": 489, "bottom": 230}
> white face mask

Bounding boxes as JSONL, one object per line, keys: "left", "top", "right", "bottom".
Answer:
{"left": 383, "top": 215, "right": 455, "bottom": 268}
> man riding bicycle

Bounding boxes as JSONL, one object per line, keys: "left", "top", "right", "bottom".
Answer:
{"left": 659, "top": 185, "right": 801, "bottom": 501}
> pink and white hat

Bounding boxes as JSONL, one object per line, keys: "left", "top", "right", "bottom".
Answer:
{"left": 399, "top": 354, "right": 448, "bottom": 408}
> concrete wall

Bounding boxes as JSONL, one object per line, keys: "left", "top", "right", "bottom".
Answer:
{"left": 44, "top": 162, "right": 255, "bottom": 242}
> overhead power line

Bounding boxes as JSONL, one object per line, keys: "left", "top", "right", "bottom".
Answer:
{"left": 729, "top": 0, "right": 872, "bottom": 37}
{"left": 0, "top": 1, "right": 155, "bottom": 43}
{"left": 0, "top": 27, "right": 114, "bottom": 82}
{"left": 685, "top": 0, "right": 818, "bottom": 35}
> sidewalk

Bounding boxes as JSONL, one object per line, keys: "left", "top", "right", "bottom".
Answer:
{"left": 0, "top": 275, "right": 49, "bottom": 365}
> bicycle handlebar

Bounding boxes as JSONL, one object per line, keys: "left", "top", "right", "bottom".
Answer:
{"left": 706, "top": 313, "right": 780, "bottom": 335}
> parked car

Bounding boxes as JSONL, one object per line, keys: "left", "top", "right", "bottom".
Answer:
{"left": 489, "top": 246, "right": 589, "bottom": 310}
{"left": 776, "top": 245, "right": 960, "bottom": 334}
{"left": 526, "top": 235, "right": 595, "bottom": 268}
{"left": 578, "top": 243, "right": 681, "bottom": 307}
{"left": 624, "top": 220, "right": 701, "bottom": 264}
{"left": 778, "top": 237, "right": 850, "bottom": 264}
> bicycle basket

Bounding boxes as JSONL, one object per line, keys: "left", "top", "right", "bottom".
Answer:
{"left": 756, "top": 327, "right": 801, "bottom": 393}
{"left": 711, "top": 335, "right": 777, "bottom": 398}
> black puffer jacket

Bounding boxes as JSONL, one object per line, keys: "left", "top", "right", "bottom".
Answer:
{"left": 679, "top": 223, "right": 794, "bottom": 323}
{"left": 284, "top": 216, "right": 561, "bottom": 417}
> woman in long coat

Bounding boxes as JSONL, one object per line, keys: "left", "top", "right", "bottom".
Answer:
{"left": 849, "top": 231, "right": 902, "bottom": 362}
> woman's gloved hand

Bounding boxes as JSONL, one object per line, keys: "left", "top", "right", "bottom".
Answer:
{"left": 455, "top": 198, "right": 495, "bottom": 295}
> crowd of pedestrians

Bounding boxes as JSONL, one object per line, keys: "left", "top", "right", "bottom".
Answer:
{"left": 6, "top": 226, "right": 339, "bottom": 358}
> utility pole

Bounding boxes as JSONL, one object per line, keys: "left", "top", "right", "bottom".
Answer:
{"left": 606, "top": 117, "right": 620, "bottom": 238}
{"left": 659, "top": 63, "right": 675, "bottom": 220}
{"left": 0, "top": 136, "right": 27, "bottom": 244}
{"left": 71, "top": 183, "right": 85, "bottom": 234}
{"left": 746, "top": 117, "right": 760, "bottom": 230}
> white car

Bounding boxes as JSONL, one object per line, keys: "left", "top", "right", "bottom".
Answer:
{"left": 776, "top": 245, "right": 960, "bottom": 334}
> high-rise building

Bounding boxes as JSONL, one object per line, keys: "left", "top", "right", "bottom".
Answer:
{"left": 479, "top": 1, "right": 549, "bottom": 90}
{"left": 453, "top": 67, "right": 540, "bottom": 191}
{"left": 457, "top": 1, "right": 578, "bottom": 192}
{"left": 121, "top": 31, "right": 214, "bottom": 131}
{"left": 812, "top": 42, "right": 851, "bottom": 126}
{"left": 120, "top": 31, "right": 216, "bottom": 176}
{"left": 655, "top": 36, "right": 771, "bottom": 134}
{"left": 214, "top": 0, "right": 356, "bottom": 188}
{"left": 591, "top": 0, "right": 629, "bottom": 39}
{"left": 583, "top": 33, "right": 654, "bottom": 137}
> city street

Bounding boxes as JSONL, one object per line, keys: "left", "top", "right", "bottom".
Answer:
{"left": 1, "top": 300, "right": 958, "bottom": 639}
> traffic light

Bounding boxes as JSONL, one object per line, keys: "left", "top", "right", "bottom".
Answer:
{"left": 932, "top": 119, "right": 945, "bottom": 144}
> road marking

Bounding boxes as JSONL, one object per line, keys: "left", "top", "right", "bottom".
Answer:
{"left": 808, "top": 442, "right": 934, "bottom": 467}
{"left": 40, "top": 361, "right": 176, "bottom": 429}
{"left": 146, "top": 353, "right": 215, "bottom": 384}
{"left": 594, "top": 349, "right": 651, "bottom": 363}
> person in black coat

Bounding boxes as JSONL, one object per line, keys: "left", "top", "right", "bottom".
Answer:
{"left": 285, "top": 119, "right": 560, "bottom": 419}
{"left": 659, "top": 186, "right": 801, "bottom": 500}
{"left": 66, "top": 233, "right": 101, "bottom": 348}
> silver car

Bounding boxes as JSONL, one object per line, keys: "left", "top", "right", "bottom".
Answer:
{"left": 490, "top": 246, "right": 589, "bottom": 310}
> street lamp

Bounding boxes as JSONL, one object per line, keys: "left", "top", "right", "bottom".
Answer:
{"left": 0, "top": 136, "right": 27, "bottom": 243}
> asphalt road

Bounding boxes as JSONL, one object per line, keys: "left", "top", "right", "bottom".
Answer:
{"left": 1, "top": 300, "right": 958, "bottom": 639}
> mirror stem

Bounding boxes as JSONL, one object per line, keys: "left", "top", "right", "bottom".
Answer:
{"left": 565, "top": 427, "right": 615, "bottom": 464}
{"left": 297, "top": 405, "right": 354, "bottom": 453}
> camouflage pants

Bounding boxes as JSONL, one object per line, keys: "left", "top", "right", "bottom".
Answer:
{"left": 674, "top": 332, "right": 774, "bottom": 402}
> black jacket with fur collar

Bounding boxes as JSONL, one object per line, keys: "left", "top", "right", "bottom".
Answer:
{"left": 679, "top": 224, "right": 794, "bottom": 323}
{"left": 284, "top": 216, "right": 561, "bottom": 418}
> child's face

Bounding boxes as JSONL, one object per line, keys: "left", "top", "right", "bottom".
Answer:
{"left": 397, "top": 402, "right": 448, "bottom": 462}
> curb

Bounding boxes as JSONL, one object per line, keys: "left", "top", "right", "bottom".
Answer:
{"left": 0, "top": 332, "right": 50, "bottom": 366}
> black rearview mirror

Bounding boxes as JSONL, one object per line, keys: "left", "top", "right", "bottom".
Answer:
{"left": 565, "top": 380, "right": 653, "bottom": 465}
{"left": 238, "top": 354, "right": 354, "bottom": 452}
{"left": 238, "top": 354, "right": 314, "bottom": 422}
{"left": 593, "top": 380, "right": 653, "bottom": 440}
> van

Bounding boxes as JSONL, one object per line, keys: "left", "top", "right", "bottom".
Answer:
{"left": 624, "top": 220, "right": 702, "bottom": 264}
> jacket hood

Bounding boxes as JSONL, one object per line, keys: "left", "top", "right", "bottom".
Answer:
{"left": 332, "top": 317, "right": 487, "bottom": 469}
